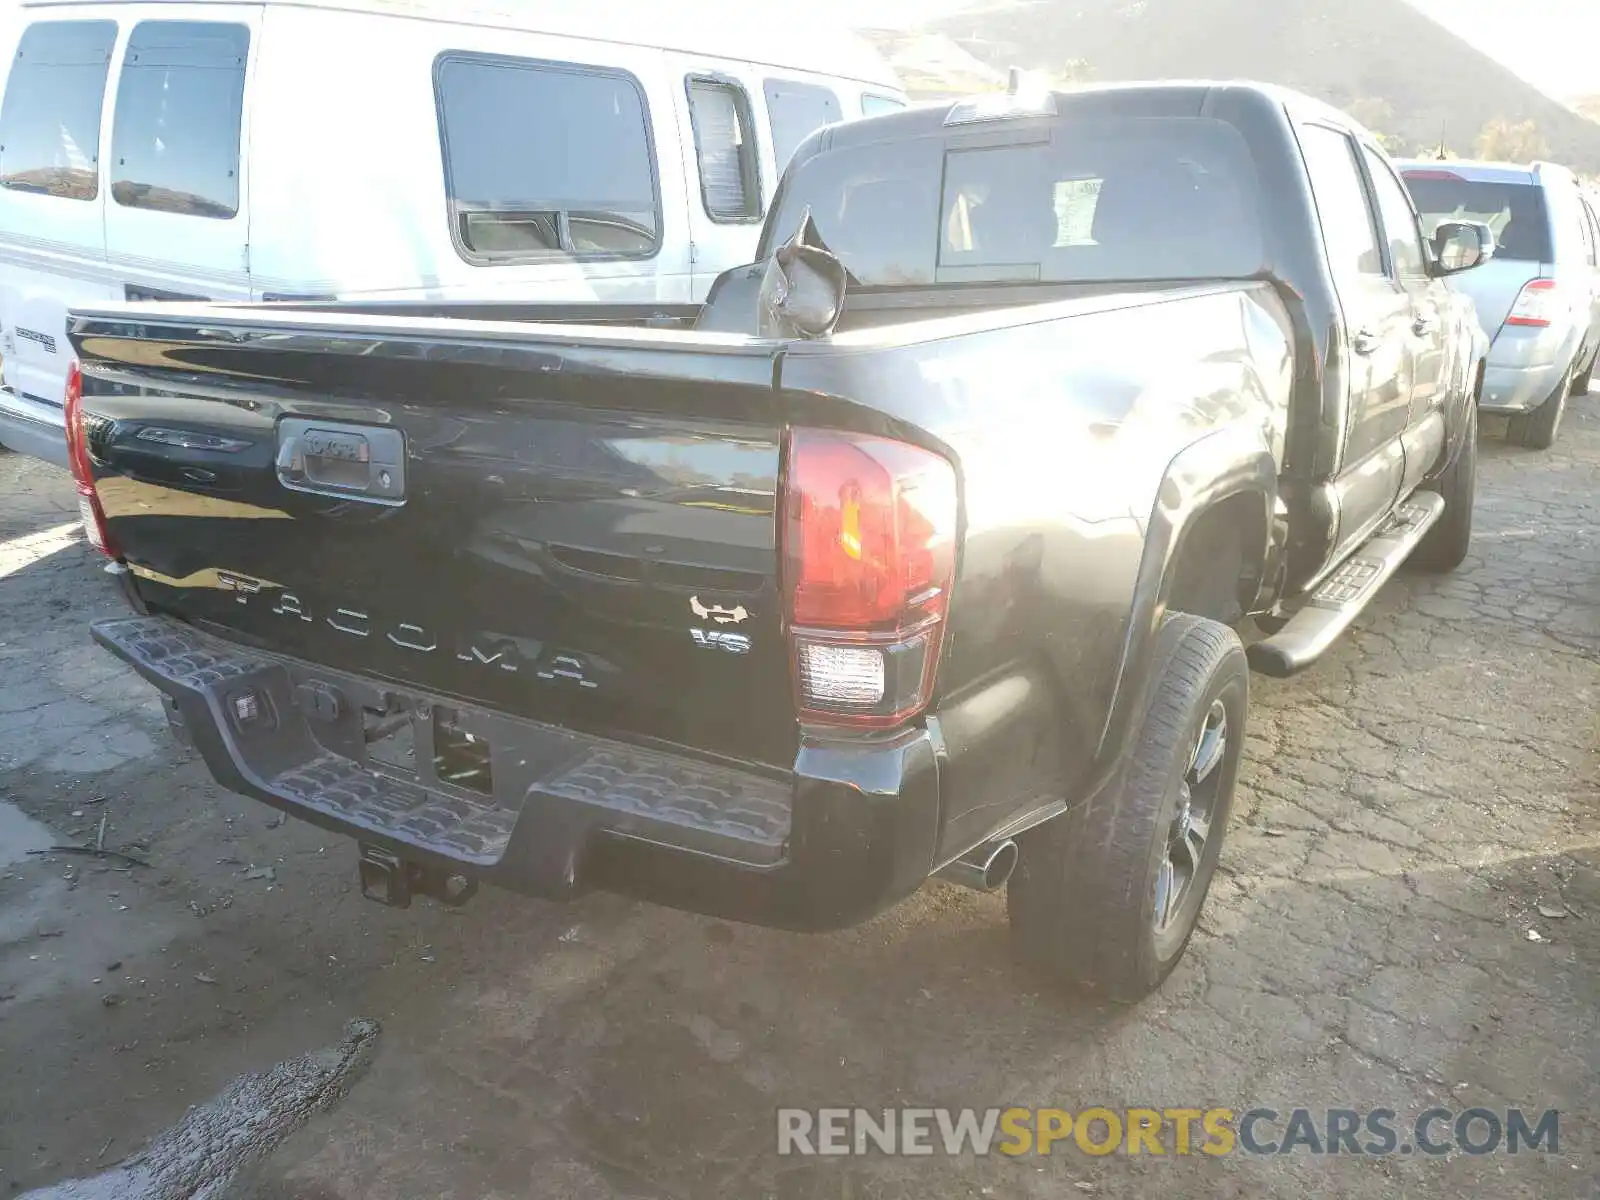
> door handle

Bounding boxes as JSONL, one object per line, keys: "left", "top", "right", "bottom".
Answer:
{"left": 1352, "top": 329, "right": 1380, "bottom": 356}
{"left": 1412, "top": 315, "right": 1437, "bottom": 337}
{"left": 275, "top": 419, "right": 406, "bottom": 505}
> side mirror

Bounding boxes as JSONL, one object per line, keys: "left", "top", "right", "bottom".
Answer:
{"left": 757, "top": 208, "right": 847, "bottom": 339}
{"left": 1431, "top": 220, "right": 1495, "bottom": 275}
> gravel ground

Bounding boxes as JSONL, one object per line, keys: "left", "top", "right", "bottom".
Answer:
{"left": 0, "top": 397, "right": 1595, "bottom": 1199}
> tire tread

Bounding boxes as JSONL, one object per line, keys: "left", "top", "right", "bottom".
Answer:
{"left": 1008, "top": 612, "right": 1247, "bottom": 999}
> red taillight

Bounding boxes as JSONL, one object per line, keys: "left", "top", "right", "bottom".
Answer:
{"left": 1505, "top": 278, "right": 1560, "bottom": 328}
{"left": 783, "top": 428, "right": 957, "bottom": 728}
{"left": 64, "top": 360, "right": 118, "bottom": 558}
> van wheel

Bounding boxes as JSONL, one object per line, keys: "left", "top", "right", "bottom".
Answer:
{"left": 1414, "top": 401, "right": 1476, "bottom": 572}
{"left": 1508, "top": 362, "right": 1572, "bottom": 450}
{"left": 1007, "top": 613, "right": 1248, "bottom": 1001}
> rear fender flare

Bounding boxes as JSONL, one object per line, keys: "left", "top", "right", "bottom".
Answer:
{"left": 1093, "top": 426, "right": 1277, "bottom": 768}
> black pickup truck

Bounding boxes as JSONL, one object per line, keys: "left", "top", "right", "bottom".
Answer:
{"left": 65, "top": 82, "right": 1493, "bottom": 1000}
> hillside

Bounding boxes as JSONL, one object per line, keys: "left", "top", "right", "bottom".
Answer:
{"left": 918, "top": 0, "right": 1600, "bottom": 172}
{"left": 860, "top": 29, "right": 1007, "bottom": 98}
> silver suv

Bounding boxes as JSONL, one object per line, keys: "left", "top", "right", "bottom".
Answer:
{"left": 1399, "top": 159, "right": 1600, "bottom": 449}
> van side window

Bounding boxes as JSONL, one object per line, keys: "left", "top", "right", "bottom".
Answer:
{"left": 764, "top": 79, "right": 841, "bottom": 172}
{"left": 861, "top": 94, "right": 905, "bottom": 118}
{"left": 0, "top": 21, "right": 117, "bottom": 202}
{"left": 111, "top": 22, "right": 249, "bottom": 219}
{"left": 685, "top": 78, "right": 760, "bottom": 224}
{"left": 436, "top": 55, "right": 660, "bottom": 261}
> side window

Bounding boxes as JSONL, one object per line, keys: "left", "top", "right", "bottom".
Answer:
{"left": 861, "top": 93, "right": 905, "bottom": 119}
{"left": 0, "top": 21, "right": 117, "bottom": 201}
{"left": 1298, "top": 125, "right": 1383, "bottom": 283}
{"left": 436, "top": 55, "right": 660, "bottom": 261}
{"left": 764, "top": 78, "right": 841, "bottom": 172}
{"left": 111, "top": 22, "right": 249, "bottom": 219}
{"left": 1362, "top": 148, "right": 1428, "bottom": 279}
{"left": 1577, "top": 196, "right": 1597, "bottom": 267}
{"left": 685, "top": 78, "right": 760, "bottom": 224}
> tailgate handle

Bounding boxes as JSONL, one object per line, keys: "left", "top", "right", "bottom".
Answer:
{"left": 276, "top": 419, "right": 406, "bottom": 506}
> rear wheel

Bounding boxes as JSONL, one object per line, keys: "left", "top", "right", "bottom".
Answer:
{"left": 1007, "top": 613, "right": 1248, "bottom": 1001}
{"left": 1414, "top": 401, "right": 1477, "bottom": 572}
{"left": 1508, "top": 361, "right": 1573, "bottom": 450}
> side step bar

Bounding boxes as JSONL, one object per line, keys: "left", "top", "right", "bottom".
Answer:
{"left": 1247, "top": 492, "right": 1445, "bottom": 678}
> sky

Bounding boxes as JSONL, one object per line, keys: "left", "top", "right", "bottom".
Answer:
{"left": 1408, "top": 0, "right": 1596, "bottom": 98}
{"left": 826, "top": 0, "right": 1598, "bottom": 101}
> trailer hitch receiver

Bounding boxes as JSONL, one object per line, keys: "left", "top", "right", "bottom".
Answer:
{"left": 358, "top": 844, "right": 478, "bottom": 909}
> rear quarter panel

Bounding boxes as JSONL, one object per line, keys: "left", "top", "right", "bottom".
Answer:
{"left": 779, "top": 284, "right": 1294, "bottom": 853}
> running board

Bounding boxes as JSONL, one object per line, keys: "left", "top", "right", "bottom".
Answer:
{"left": 1247, "top": 492, "right": 1445, "bottom": 678}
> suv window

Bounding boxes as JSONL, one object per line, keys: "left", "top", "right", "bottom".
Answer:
{"left": 111, "top": 22, "right": 249, "bottom": 219}
{"left": 0, "top": 21, "right": 117, "bottom": 201}
{"left": 762, "top": 116, "right": 1263, "bottom": 288}
{"left": 1362, "top": 148, "right": 1428, "bottom": 279}
{"left": 686, "top": 78, "right": 760, "bottom": 223}
{"left": 1298, "top": 126, "right": 1383, "bottom": 282}
{"left": 437, "top": 56, "right": 660, "bottom": 261}
{"left": 861, "top": 94, "right": 905, "bottom": 119}
{"left": 1402, "top": 171, "right": 1553, "bottom": 262}
{"left": 764, "top": 78, "right": 841, "bottom": 172}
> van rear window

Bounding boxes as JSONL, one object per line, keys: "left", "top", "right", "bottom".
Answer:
{"left": 763, "top": 116, "right": 1264, "bottom": 288}
{"left": 1402, "top": 173, "right": 1552, "bottom": 263}
{"left": 111, "top": 22, "right": 250, "bottom": 220}
{"left": 436, "top": 55, "right": 661, "bottom": 262}
{"left": 0, "top": 21, "right": 117, "bottom": 202}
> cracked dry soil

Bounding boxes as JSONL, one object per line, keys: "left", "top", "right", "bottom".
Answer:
{"left": 0, "top": 396, "right": 1596, "bottom": 1199}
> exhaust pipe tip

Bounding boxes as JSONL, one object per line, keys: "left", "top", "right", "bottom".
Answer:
{"left": 981, "top": 839, "right": 1019, "bottom": 890}
{"left": 936, "top": 839, "right": 1019, "bottom": 893}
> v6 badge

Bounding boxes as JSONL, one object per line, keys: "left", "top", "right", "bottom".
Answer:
{"left": 691, "top": 629, "right": 751, "bottom": 655}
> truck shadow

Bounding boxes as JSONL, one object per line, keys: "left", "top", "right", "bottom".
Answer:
{"left": 249, "top": 830, "right": 1597, "bottom": 1199}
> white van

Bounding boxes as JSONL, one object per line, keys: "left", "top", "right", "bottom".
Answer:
{"left": 0, "top": 0, "right": 905, "bottom": 464}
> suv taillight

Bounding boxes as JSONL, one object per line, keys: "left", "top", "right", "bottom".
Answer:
{"left": 1505, "top": 278, "right": 1560, "bottom": 328}
{"left": 64, "top": 360, "right": 118, "bottom": 558}
{"left": 783, "top": 428, "right": 957, "bottom": 728}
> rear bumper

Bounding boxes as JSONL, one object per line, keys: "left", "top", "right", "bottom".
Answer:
{"left": 93, "top": 615, "right": 943, "bottom": 931}
{"left": 0, "top": 392, "right": 68, "bottom": 467}
{"left": 1478, "top": 328, "right": 1583, "bottom": 413}
{"left": 1479, "top": 361, "right": 1566, "bottom": 414}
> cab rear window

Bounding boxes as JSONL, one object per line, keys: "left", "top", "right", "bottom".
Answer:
{"left": 1402, "top": 172, "right": 1553, "bottom": 263}
{"left": 763, "top": 116, "right": 1265, "bottom": 288}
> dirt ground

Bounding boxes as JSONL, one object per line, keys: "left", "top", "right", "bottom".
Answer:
{"left": 0, "top": 397, "right": 1596, "bottom": 1199}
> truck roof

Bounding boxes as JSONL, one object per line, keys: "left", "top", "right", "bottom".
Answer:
{"left": 16, "top": 0, "right": 901, "bottom": 88}
{"left": 815, "top": 79, "right": 1378, "bottom": 152}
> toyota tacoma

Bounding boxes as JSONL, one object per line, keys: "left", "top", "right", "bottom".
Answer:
{"left": 64, "top": 82, "right": 1491, "bottom": 999}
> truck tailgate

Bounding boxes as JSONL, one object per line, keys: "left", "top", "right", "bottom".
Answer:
{"left": 68, "top": 307, "right": 796, "bottom": 769}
